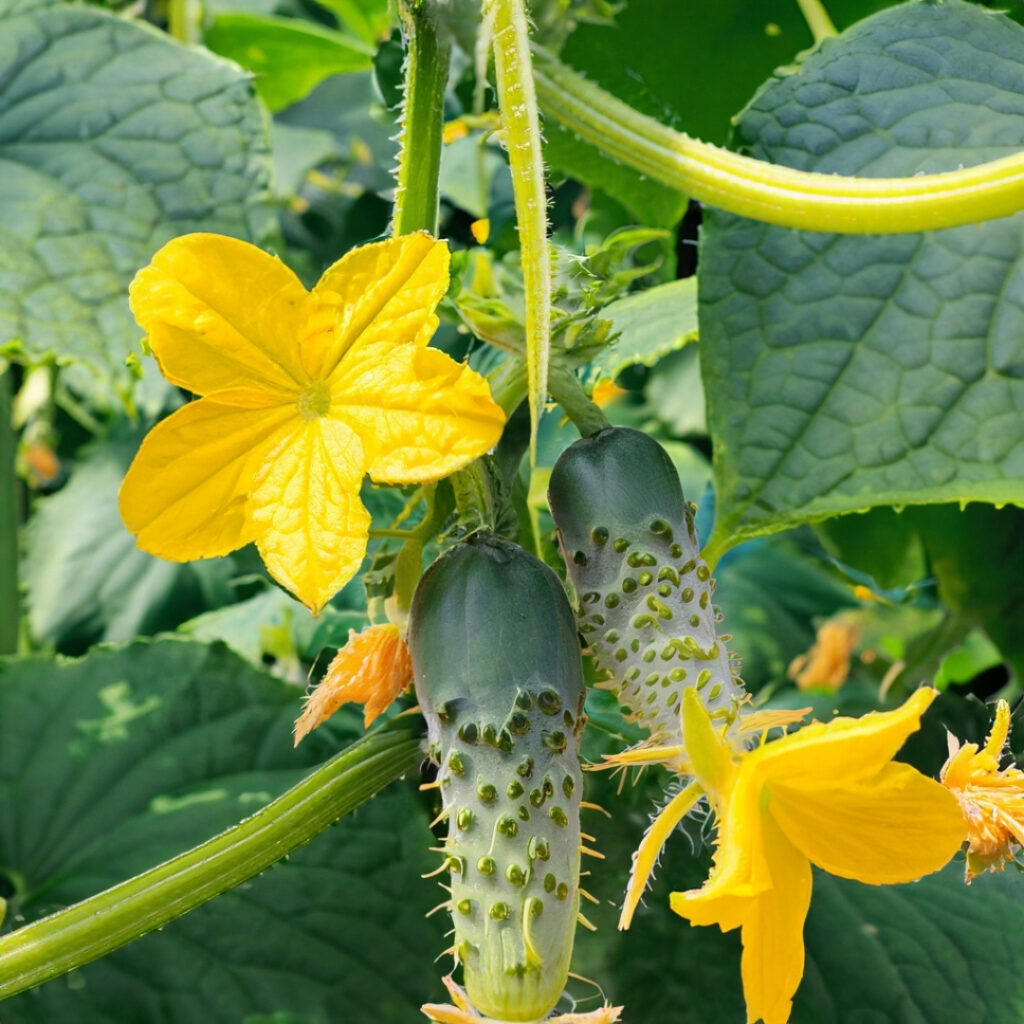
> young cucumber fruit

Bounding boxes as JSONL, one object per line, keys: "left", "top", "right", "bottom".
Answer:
{"left": 409, "top": 532, "right": 585, "bottom": 1023}
{"left": 548, "top": 427, "right": 746, "bottom": 765}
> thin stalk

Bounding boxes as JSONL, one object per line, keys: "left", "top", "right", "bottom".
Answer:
{"left": 393, "top": 0, "right": 451, "bottom": 236}
{"left": 485, "top": 0, "right": 550, "bottom": 462}
{"left": 533, "top": 49, "right": 1024, "bottom": 234}
{"left": 0, "top": 367, "right": 19, "bottom": 656}
{"left": 548, "top": 367, "right": 610, "bottom": 438}
{"left": 0, "top": 727, "right": 422, "bottom": 1000}
{"left": 796, "top": 0, "right": 837, "bottom": 44}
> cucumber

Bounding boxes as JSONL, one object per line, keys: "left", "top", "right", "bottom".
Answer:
{"left": 409, "top": 531, "right": 585, "bottom": 1022}
{"left": 548, "top": 427, "right": 746, "bottom": 766}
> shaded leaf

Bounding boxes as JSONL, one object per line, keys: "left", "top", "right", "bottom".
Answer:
{"left": 205, "top": 14, "right": 374, "bottom": 113}
{"left": 0, "top": 639, "right": 444, "bottom": 1023}
{"left": 0, "top": 0, "right": 272, "bottom": 398}
{"left": 701, "top": 1, "right": 1024, "bottom": 554}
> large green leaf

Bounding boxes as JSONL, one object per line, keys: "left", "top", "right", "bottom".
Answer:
{"left": 700, "top": 0, "right": 1024, "bottom": 556}
{"left": 0, "top": 639, "right": 444, "bottom": 1022}
{"left": 0, "top": 0, "right": 272, "bottom": 399}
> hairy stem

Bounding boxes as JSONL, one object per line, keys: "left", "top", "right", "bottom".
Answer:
{"left": 533, "top": 49, "right": 1024, "bottom": 234}
{"left": 393, "top": 0, "right": 451, "bottom": 236}
{"left": 0, "top": 727, "right": 422, "bottom": 1000}
{"left": 485, "top": 0, "right": 550, "bottom": 461}
{"left": 548, "top": 367, "right": 610, "bottom": 438}
{"left": 0, "top": 367, "right": 19, "bottom": 656}
{"left": 796, "top": 0, "right": 837, "bottom": 43}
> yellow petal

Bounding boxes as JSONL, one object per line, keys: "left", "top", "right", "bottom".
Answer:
{"left": 746, "top": 688, "right": 938, "bottom": 791}
{"left": 119, "top": 399, "right": 293, "bottom": 561}
{"left": 249, "top": 416, "right": 370, "bottom": 613}
{"left": 130, "top": 233, "right": 310, "bottom": 397}
{"left": 306, "top": 233, "right": 450, "bottom": 380}
{"left": 770, "top": 763, "right": 966, "bottom": 884}
{"left": 331, "top": 344, "right": 505, "bottom": 483}
{"left": 737, "top": 815, "right": 812, "bottom": 1024}
{"left": 682, "top": 688, "right": 736, "bottom": 806}
{"left": 671, "top": 815, "right": 812, "bottom": 1024}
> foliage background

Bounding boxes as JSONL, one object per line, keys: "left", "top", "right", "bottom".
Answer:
{"left": 2, "top": 0, "right": 1024, "bottom": 1020}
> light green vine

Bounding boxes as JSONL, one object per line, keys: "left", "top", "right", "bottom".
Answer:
{"left": 393, "top": 0, "right": 451, "bottom": 236}
{"left": 485, "top": 0, "right": 551, "bottom": 460}
{"left": 0, "top": 727, "right": 422, "bottom": 1000}
{"left": 533, "top": 48, "right": 1024, "bottom": 234}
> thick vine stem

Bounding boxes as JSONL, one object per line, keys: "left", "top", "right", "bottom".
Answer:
{"left": 0, "top": 727, "right": 423, "bottom": 1001}
{"left": 485, "top": 0, "right": 551, "bottom": 462}
{"left": 0, "top": 367, "right": 19, "bottom": 656}
{"left": 533, "top": 49, "right": 1024, "bottom": 234}
{"left": 393, "top": 0, "right": 451, "bottom": 236}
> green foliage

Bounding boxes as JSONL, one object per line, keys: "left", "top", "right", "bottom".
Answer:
{"left": 205, "top": 13, "right": 375, "bottom": 112}
{"left": 0, "top": 0, "right": 272, "bottom": 402}
{"left": 701, "top": 0, "right": 1024, "bottom": 554}
{"left": 0, "top": 640, "right": 444, "bottom": 1022}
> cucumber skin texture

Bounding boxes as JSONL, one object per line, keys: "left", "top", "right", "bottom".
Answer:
{"left": 409, "top": 533, "right": 584, "bottom": 1022}
{"left": 548, "top": 427, "right": 746, "bottom": 762}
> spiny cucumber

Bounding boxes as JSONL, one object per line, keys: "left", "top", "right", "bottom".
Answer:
{"left": 548, "top": 427, "right": 747, "bottom": 767}
{"left": 409, "top": 532, "right": 586, "bottom": 1022}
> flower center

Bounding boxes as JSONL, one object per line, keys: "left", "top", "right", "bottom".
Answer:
{"left": 297, "top": 381, "right": 331, "bottom": 420}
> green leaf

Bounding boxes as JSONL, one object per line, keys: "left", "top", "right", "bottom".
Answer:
{"left": 795, "top": 865, "right": 1024, "bottom": 1023}
{"left": 817, "top": 508, "right": 929, "bottom": 592}
{"left": 714, "top": 536, "right": 855, "bottom": 690}
{"left": 701, "top": 0, "right": 1024, "bottom": 557}
{"left": 910, "top": 503, "right": 1024, "bottom": 680}
{"left": 590, "top": 278, "right": 697, "bottom": 380}
{"left": 0, "top": 639, "right": 445, "bottom": 1021}
{"left": 21, "top": 432, "right": 233, "bottom": 648}
{"left": 0, "top": 0, "right": 272, "bottom": 398}
{"left": 312, "top": 0, "right": 390, "bottom": 46}
{"left": 204, "top": 14, "right": 374, "bottom": 113}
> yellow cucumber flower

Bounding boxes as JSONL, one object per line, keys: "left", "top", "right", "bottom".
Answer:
{"left": 670, "top": 687, "right": 966, "bottom": 1024}
{"left": 942, "top": 698, "right": 1024, "bottom": 881}
{"left": 119, "top": 232, "right": 505, "bottom": 613}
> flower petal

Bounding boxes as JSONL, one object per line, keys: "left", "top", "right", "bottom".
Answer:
{"left": 746, "top": 687, "right": 938, "bottom": 791}
{"left": 307, "top": 233, "right": 450, "bottom": 380}
{"left": 331, "top": 344, "right": 505, "bottom": 483}
{"left": 736, "top": 815, "right": 812, "bottom": 1024}
{"left": 293, "top": 623, "right": 412, "bottom": 743}
{"left": 130, "top": 233, "right": 310, "bottom": 397}
{"left": 682, "top": 687, "right": 737, "bottom": 805}
{"left": 249, "top": 416, "right": 370, "bottom": 613}
{"left": 771, "top": 762, "right": 966, "bottom": 884}
{"left": 119, "top": 399, "right": 293, "bottom": 561}
{"left": 671, "top": 815, "right": 811, "bottom": 1024}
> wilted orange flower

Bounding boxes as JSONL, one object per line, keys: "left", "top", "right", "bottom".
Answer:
{"left": 294, "top": 623, "right": 412, "bottom": 744}
{"left": 942, "top": 698, "right": 1024, "bottom": 881}
{"left": 787, "top": 618, "right": 859, "bottom": 692}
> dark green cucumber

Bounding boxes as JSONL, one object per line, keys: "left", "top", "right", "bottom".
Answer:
{"left": 409, "top": 532, "right": 585, "bottom": 1022}
{"left": 548, "top": 427, "right": 746, "bottom": 763}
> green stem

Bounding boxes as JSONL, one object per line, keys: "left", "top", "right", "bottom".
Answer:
{"left": 533, "top": 49, "right": 1024, "bottom": 234}
{"left": 0, "top": 367, "right": 19, "bottom": 656}
{"left": 0, "top": 727, "right": 422, "bottom": 1001}
{"left": 485, "top": 0, "right": 550, "bottom": 462}
{"left": 548, "top": 367, "right": 610, "bottom": 438}
{"left": 796, "top": 0, "right": 837, "bottom": 43}
{"left": 393, "top": 0, "right": 451, "bottom": 236}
